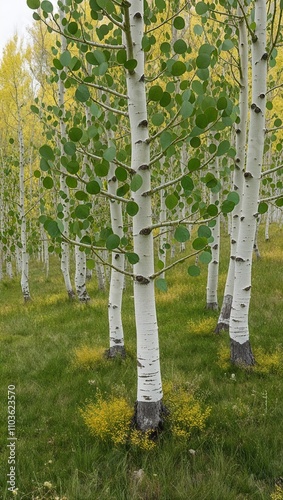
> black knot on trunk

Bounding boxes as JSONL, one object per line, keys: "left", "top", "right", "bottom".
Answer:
{"left": 251, "top": 103, "right": 256, "bottom": 110}
{"left": 236, "top": 128, "right": 241, "bottom": 134}
{"left": 134, "top": 12, "right": 142, "bottom": 19}
{"left": 135, "top": 275, "right": 150, "bottom": 285}
{"left": 259, "top": 93, "right": 265, "bottom": 99}
{"left": 139, "top": 120, "right": 148, "bottom": 128}
{"left": 261, "top": 52, "right": 268, "bottom": 60}
{"left": 139, "top": 227, "right": 152, "bottom": 235}
{"left": 139, "top": 164, "right": 149, "bottom": 170}
{"left": 254, "top": 106, "right": 261, "bottom": 113}
{"left": 244, "top": 171, "right": 253, "bottom": 178}
{"left": 139, "top": 74, "right": 145, "bottom": 82}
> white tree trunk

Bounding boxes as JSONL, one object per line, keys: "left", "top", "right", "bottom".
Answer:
{"left": 206, "top": 157, "right": 220, "bottom": 310}
{"left": 215, "top": 4, "right": 248, "bottom": 332}
{"left": 107, "top": 138, "right": 125, "bottom": 358}
{"left": 125, "top": 0, "right": 163, "bottom": 430}
{"left": 75, "top": 242, "right": 90, "bottom": 302}
{"left": 18, "top": 120, "right": 31, "bottom": 301}
{"left": 230, "top": 0, "right": 267, "bottom": 365}
{"left": 158, "top": 172, "right": 167, "bottom": 280}
{"left": 58, "top": 0, "right": 75, "bottom": 299}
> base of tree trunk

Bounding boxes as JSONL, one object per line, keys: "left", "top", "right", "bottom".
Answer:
{"left": 214, "top": 321, "right": 229, "bottom": 334}
{"left": 105, "top": 345, "right": 126, "bottom": 359}
{"left": 133, "top": 399, "right": 167, "bottom": 434}
{"left": 230, "top": 339, "right": 255, "bottom": 367}
{"left": 206, "top": 302, "right": 218, "bottom": 311}
{"left": 23, "top": 294, "right": 31, "bottom": 303}
{"left": 215, "top": 294, "right": 232, "bottom": 334}
{"left": 78, "top": 293, "right": 91, "bottom": 303}
{"left": 68, "top": 290, "right": 76, "bottom": 300}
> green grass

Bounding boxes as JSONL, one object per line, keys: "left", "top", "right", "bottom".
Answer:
{"left": 1, "top": 224, "right": 283, "bottom": 499}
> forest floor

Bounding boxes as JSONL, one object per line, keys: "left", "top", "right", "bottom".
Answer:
{"left": 0, "top": 224, "right": 283, "bottom": 500}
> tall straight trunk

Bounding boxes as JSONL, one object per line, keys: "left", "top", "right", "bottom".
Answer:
{"left": 206, "top": 156, "right": 220, "bottom": 310}
{"left": 230, "top": 0, "right": 267, "bottom": 365}
{"left": 18, "top": 118, "right": 31, "bottom": 301}
{"left": 107, "top": 133, "right": 125, "bottom": 358}
{"left": 215, "top": 4, "right": 248, "bottom": 332}
{"left": 158, "top": 171, "right": 167, "bottom": 280}
{"left": 124, "top": 0, "right": 163, "bottom": 431}
{"left": 58, "top": 0, "right": 75, "bottom": 299}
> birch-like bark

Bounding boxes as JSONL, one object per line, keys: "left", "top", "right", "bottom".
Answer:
{"left": 124, "top": 0, "right": 163, "bottom": 431}
{"left": 107, "top": 131, "right": 125, "bottom": 358}
{"left": 230, "top": 0, "right": 267, "bottom": 365}
{"left": 158, "top": 171, "right": 167, "bottom": 279}
{"left": 18, "top": 118, "right": 31, "bottom": 301}
{"left": 206, "top": 157, "right": 220, "bottom": 310}
{"left": 215, "top": 4, "right": 248, "bottom": 332}
{"left": 58, "top": 0, "right": 75, "bottom": 299}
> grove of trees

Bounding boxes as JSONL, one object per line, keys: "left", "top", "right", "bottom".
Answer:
{"left": 0, "top": 0, "right": 283, "bottom": 433}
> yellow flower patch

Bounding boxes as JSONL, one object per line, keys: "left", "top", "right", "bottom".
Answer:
{"left": 72, "top": 345, "right": 106, "bottom": 370}
{"left": 187, "top": 317, "right": 216, "bottom": 335}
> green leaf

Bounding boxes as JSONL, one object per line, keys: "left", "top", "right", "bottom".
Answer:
{"left": 103, "top": 146, "right": 116, "bottom": 162}
{"left": 86, "top": 180, "right": 100, "bottom": 195}
{"left": 31, "top": 105, "right": 39, "bottom": 114}
{"left": 60, "top": 50, "right": 72, "bottom": 67}
{"left": 68, "top": 127, "right": 83, "bottom": 142}
{"left": 196, "top": 113, "right": 208, "bottom": 129}
{"left": 126, "top": 201, "right": 139, "bottom": 216}
{"left": 165, "top": 194, "right": 178, "bottom": 210}
{"left": 75, "top": 191, "right": 88, "bottom": 201}
{"left": 216, "top": 140, "right": 230, "bottom": 156}
{"left": 188, "top": 265, "right": 201, "bottom": 277}
{"left": 86, "top": 259, "right": 95, "bottom": 270}
{"left": 196, "top": 54, "right": 210, "bottom": 69}
{"left": 148, "top": 85, "right": 163, "bottom": 102}
{"left": 106, "top": 234, "right": 120, "bottom": 250}
{"left": 41, "top": 0, "right": 53, "bottom": 13}
{"left": 275, "top": 197, "right": 283, "bottom": 207}
{"left": 75, "top": 84, "right": 90, "bottom": 103}
{"left": 199, "top": 251, "right": 212, "bottom": 264}
{"left": 188, "top": 158, "right": 201, "bottom": 171}
{"left": 174, "top": 225, "right": 190, "bottom": 242}
{"left": 74, "top": 204, "right": 90, "bottom": 220}
{"left": 195, "top": 1, "right": 209, "bottom": 14}
{"left": 95, "top": 163, "right": 109, "bottom": 177}
{"left": 124, "top": 59, "right": 137, "bottom": 71}
{"left": 39, "top": 144, "right": 54, "bottom": 161}
{"left": 131, "top": 174, "right": 143, "bottom": 192}
{"left": 171, "top": 61, "right": 186, "bottom": 76}
{"left": 192, "top": 237, "right": 207, "bottom": 250}
{"left": 44, "top": 220, "right": 61, "bottom": 238}
{"left": 156, "top": 278, "right": 168, "bottom": 292}
{"left": 174, "top": 40, "right": 187, "bottom": 54}
{"left": 217, "top": 97, "right": 227, "bottom": 110}
{"left": 222, "top": 39, "right": 234, "bottom": 51}
{"left": 27, "top": 0, "right": 40, "bottom": 9}
{"left": 207, "top": 204, "right": 218, "bottom": 216}
{"left": 152, "top": 113, "right": 164, "bottom": 126}
{"left": 198, "top": 225, "right": 211, "bottom": 238}
{"left": 227, "top": 191, "right": 240, "bottom": 205}
{"left": 181, "top": 175, "right": 194, "bottom": 191}
{"left": 66, "top": 176, "right": 77, "bottom": 188}
{"left": 126, "top": 252, "right": 139, "bottom": 265}
{"left": 258, "top": 201, "right": 268, "bottom": 214}
{"left": 115, "top": 167, "right": 127, "bottom": 182}
{"left": 64, "top": 142, "right": 76, "bottom": 156}
{"left": 43, "top": 176, "right": 54, "bottom": 189}
{"left": 221, "top": 200, "right": 235, "bottom": 214}
{"left": 160, "top": 42, "right": 171, "bottom": 53}
{"left": 173, "top": 16, "right": 185, "bottom": 30}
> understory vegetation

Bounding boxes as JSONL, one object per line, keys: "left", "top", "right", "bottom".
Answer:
{"left": 1, "top": 225, "right": 283, "bottom": 499}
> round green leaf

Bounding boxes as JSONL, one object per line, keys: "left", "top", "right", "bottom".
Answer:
{"left": 68, "top": 127, "right": 83, "bottom": 142}
{"left": 27, "top": 0, "right": 40, "bottom": 9}
{"left": 198, "top": 225, "right": 211, "bottom": 238}
{"left": 66, "top": 176, "right": 78, "bottom": 188}
{"left": 173, "top": 16, "right": 185, "bottom": 30}
{"left": 199, "top": 251, "right": 212, "bottom": 264}
{"left": 258, "top": 202, "right": 268, "bottom": 214}
{"left": 165, "top": 194, "right": 178, "bottom": 210}
{"left": 124, "top": 59, "right": 137, "bottom": 71}
{"left": 221, "top": 200, "right": 235, "bottom": 214}
{"left": 75, "top": 204, "right": 90, "bottom": 220}
{"left": 227, "top": 191, "right": 240, "bottom": 205}
{"left": 217, "top": 140, "right": 230, "bottom": 156}
{"left": 126, "top": 252, "right": 139, "bottom": 265}
{"left": 64, "top": 142, "right": 76, "bottom": 156}
{"left": 195, "top": 1, "right": 209, "bottom": 14}
{"left": 160, "top": 42, "right": 171, "bottom": 53}
{"left": 103, "top": 146, "right": 116, "bottom": 162}
{"left": 95, "top": 163, "right": 109, "bottom": 177}
{"left": 174, "top": 225, "right": 190, "bottom": 242}
{"left": 75, "top": 84, "right": 90, "bottom": 103}
{"left": 207, "top": 204, "right": 218, "bottom": 216}
{"left": 60, "top": 50, "right": 71, "bottom": 67}
{"left": 196, "top": 54, "right": 210, "bottom": 69}
{"left": 75, "top": 191, "right": 88, "bottom": 201}
{"left": 188, "top": 265, "right": 201, "bottom": 277}
{"left": 131, "top": 174, "right": 143, "bottom": 192}
{"left": 217, "top": 97, "right": 227, "bottom": 110}
{"left": 126, "top": 201, "right": 139, "bottom": 216}
{"left": 171, "top": 61, "right": 186, "bottom": 76}
{"left": 41, "top": 0, "right": 53, "bottom": 13}
{"left": 196, "top": 113, "right": 208, "bottom": 129}
{"left": 148, "top": 85, "right": 164, "bottom": 102}
{"left": 152, "top": 113, "right": 164, "bottom": 126}
{"left": 106, "top": 234, "right": 120, "bottom": 250}
{"left": 192, "top": 237, "right": 207, "bottom": 250}
{"left": 39, "top": 144, "right": 54, "bottom": 161}
{"left": 174, "top": 40, "right": 187, "bottom": 54}
{"left": 43, "top": 176, "right": 54, "bottom": 189}
{"left": 156, "top": 278, "right": 168, "bottom": 292}
{"left": 86, "top": 180, "right": 100, "bottom": 194}
{"left": 115, "top": 167, "right": 127, "bottom": 182}
{"left": 188, "top": 158, "right": 201, "bottom": 171}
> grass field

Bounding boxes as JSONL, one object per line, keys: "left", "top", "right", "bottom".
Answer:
{"left": 0, "top": 224, "right": 283, "bottom": 499}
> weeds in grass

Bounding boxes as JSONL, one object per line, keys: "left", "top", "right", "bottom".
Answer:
{"left": 271, "top": 484, "right": 283, "bottom": 500}
{"left": 187, "top": 316, "right": 216, "bottom": 335}
{"left": 217, "top": 342, "right": 283, "bottom": 374}
{"left": 72, "top": 346, "right": 106, "bottom": 369}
